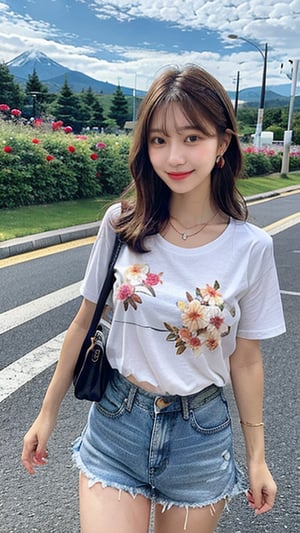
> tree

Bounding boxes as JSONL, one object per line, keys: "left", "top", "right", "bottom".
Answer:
{"left": 25, "top": 68, "right": 49, "bottom": 118}
{"left": 79, "top": 88, "right": 105, "bottom": 129}
{"left": 109, "top": 84, "right": 129, "bottom": 128}
{"left": 0, "top": 62, "right": 24, "bottom": 109}
{"left": 52, "top": 77, "right": 82, "bottom": 131}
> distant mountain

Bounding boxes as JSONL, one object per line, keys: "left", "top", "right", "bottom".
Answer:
{"left": 6, "top": 50, "right": 297, "bottom": 105}
{"left": 7, "top": 49, "right": 135, "bottom": 95}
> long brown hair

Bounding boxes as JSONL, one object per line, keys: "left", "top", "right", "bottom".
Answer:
{"left": 115, "top": 65, "right": 247, "bottom": 252}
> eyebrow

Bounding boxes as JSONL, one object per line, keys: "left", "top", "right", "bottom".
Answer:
{"left": 149, "top": 125, "right": 200, "bottom": 134}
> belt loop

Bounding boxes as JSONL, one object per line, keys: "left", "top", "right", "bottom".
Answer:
{"left": 125, "top": 385, "right": 137, "bottom": 412}
{"left": 181, "top": 397, "right": 190, "bottom": 420}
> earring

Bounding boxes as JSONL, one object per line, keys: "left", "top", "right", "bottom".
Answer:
{"left": 216, "top": 155, "right": 225, "bottom": 169}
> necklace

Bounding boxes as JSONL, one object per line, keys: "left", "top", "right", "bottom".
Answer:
{"left": 169, "top": 211, "right": 218, "bottom": 240}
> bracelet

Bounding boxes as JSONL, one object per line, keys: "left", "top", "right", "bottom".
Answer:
{"left": 240, "top": 420, "right": 264, "bottom": 427}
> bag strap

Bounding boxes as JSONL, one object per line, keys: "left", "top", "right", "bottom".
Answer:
{"left": 89, "top": 235, "right": 123, "bottom": 333}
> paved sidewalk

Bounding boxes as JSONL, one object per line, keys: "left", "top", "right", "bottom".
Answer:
{"left": 1, "top": 185, "right": 299, "bottom": 260}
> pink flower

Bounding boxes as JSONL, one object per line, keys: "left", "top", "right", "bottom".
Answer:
{"left": 46, "top": 155, "right": 55, "bottom": 161}
{"left": 3, "top": 145, "right": 13, "bottom": 153}
{"left": 90, "top": 153, "right": 98, "bottom": 160}
{"left": 95, "top": 142, "right": 106, "bottom": 149}
{"left": 76, "top": 135, "right": 88, "bottom": 140}
{"left": 145, "top": 272, "right": 162, "bottom": 286}
{"left": 11, "top": 108, "right": 22, "bottom": 117}
{"left": 68, "top": 145, "right": 75, "bottom": 153}
{"left": 64, "top": 126, "right": 73, "bottom": 134}
{"left": 32, "top": 138, "right": 41, "bottom": 144}
{"left": 116, "top": 284, "right": 134, "bottom": 301}
{"left": 0, "top": 104, "right": 10, "bottom": 112}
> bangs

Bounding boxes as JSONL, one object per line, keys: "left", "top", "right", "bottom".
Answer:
{"left": 149, "top": 98, "right": 218, "bottom": 138}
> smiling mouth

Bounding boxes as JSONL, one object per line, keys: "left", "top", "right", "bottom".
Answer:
{"left": 167, "top": 171, "right": 193, "bottom": 180}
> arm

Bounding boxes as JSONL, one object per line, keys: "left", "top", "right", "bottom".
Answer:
{"left": 22, "top": 298, "right": 96, "bottom": 475}
{"left": 230, "top": 337, "right": 277, "bottom": 515}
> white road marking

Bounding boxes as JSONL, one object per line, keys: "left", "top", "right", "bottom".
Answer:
{"left": 0, "top": 282, "right": 81, "bottom": 334}
{"left": 0, "top": 332, "right": 65, "bottom": 403}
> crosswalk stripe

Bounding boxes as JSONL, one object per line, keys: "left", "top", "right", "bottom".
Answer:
{"left": 0, "top": 282, "right": 81, "bottom": 334}
{"left": 0, "top": 332, "right": 65, "bottom": 403}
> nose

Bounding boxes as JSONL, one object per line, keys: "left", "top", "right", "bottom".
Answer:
{"left": 167, "top": 142, "right": 186, "bottom": 166}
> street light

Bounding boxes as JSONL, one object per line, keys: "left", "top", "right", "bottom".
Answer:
{"left": 280, "top": 59, "right": 300, "bottom": 176}
{"left": 228, "top": 34, "right": 268, "bottom": 150}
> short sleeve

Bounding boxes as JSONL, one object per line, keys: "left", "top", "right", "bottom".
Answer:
{"left": 80, "top": 203, "right": 121, "bottom": 303}
{"left": 237, "top": 235, "right": 286, "bottom": 339}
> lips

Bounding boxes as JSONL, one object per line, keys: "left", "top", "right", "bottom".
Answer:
{"left": 167, "top": 171, "right": 193, "bottom": 180}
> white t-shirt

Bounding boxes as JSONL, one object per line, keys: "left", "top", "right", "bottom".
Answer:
{"left": 80, "top": 204, "right": 286, "bottom": 395}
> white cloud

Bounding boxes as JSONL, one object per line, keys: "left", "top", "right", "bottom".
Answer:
{"left": 0, "top": 0, "right": 298, "bottom": 92}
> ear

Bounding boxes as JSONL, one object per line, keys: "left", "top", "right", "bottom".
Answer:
{"left": 219, "top": 130, "right": 232, "bottom": 154}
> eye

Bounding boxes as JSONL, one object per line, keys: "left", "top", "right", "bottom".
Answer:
{"left": 150, "top": 136, "right": 165, "bottom": 145}
{"left": 185, "top": 134, "right": 203, "bottom": 143}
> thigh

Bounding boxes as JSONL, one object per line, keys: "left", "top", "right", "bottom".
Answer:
{"left": 155, "top": 500, "right": 224, "bottom": 533}
{"left": 80, "top": 473, "right": 151, "bottom": 533}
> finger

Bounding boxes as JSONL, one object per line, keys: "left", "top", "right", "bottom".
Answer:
{"left": 255, "top": 502, "right": 273, "bottom": 515}
{"left": 21, "top": 453, "right": 36, "bottom": 475}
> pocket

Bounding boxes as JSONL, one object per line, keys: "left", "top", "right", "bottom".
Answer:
{"left": 95, "top": 380, "right": 128, "bottom": 418}
{"left": 190, "top": 395, "right": 231, "bottom": 434}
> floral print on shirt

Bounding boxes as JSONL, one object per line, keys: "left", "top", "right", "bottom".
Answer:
{"left": 116, "top": 263, "right": 163, "bottom": 310}
{"left": 115, "top": 264, "right": 233, "bottom": 357}
{"left": 164, "top": 281, "right": 235, "bottom": 356}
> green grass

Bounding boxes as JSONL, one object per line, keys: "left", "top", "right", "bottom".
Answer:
{"left": 0, "top": 197, "right": 114, "bottom": 242}
{"left": 1, "top": 173, "right": 300, "bottom": 242}
{"left": 237, "top": 172, "right": 300, "bottom": 197}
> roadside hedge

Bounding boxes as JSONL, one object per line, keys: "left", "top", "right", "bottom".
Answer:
{"left": 1, "top": 124, "right": 300, "bottom": 208}
{"left": 0, "top": 127, "right": 132, "bottom": 208}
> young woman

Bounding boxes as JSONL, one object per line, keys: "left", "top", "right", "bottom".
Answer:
{"left": 22, "top": 66, "right": 286, "bottom": 533}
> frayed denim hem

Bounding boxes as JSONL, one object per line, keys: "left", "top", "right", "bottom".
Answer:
{"left": 72, "top": 436, "right": 248, "bottom": 531}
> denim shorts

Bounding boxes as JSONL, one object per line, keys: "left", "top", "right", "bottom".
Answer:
{"left": 72, "top": 370, "right": 246, "bottom": 511}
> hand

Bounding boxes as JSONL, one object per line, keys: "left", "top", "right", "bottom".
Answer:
{"left": 21, "top": 411, "right": 56, "bottom": 475}
{"left": 247, "top": 462, "right": 277, "bottom": 515}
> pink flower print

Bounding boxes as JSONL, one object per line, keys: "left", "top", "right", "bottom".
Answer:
{"left": 181, "top": 300, "right": 209, "bottom": 331}
{"left": 116, "top": 283, "right": 134, "bottom": 301}
{"left": 207, "top": 308, "right": 228, "bottom": 335}
{"left": 188, "top": 335, "right": 202, "bottom": 352}
{"left": 200, "top": 283, "right": 224, "bottom": 307}
{"left": 145, "top": 272, "right": 162, "bottom": 286}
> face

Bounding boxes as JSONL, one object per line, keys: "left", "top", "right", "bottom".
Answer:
{"left": 148, "top": 103, "right": 229, "bottom": 198}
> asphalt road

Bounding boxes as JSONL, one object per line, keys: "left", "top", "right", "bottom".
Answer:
{"left": 0, "top": 192, "right": 299, "bottom": 533}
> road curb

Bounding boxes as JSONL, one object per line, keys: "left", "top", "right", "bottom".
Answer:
{"left": 0, "top": 221, "right": 100, "bottom": 260}
{"left": 1, "top": 185, "right": 299, "bottom": 259}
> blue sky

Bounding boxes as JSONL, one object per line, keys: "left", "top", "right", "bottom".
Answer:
{"left": 0, "top": 0, "right": 299, "bottom": 93}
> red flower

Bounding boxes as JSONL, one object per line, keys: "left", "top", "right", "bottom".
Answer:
{"left": 46, "top": 155, "right": 55, "bottom": 161}
{"left": 3, "top": 145, "right": 13, "bottom": 153}
{"left": 11, "top": 108, "right": 22, "bottom": 117}
{"left": 64, "top": 126, "right": 73, "bottom": 134}
{"left": 52, "top": 120, "right": 63, "bottom": 131}
{"left": 34, "top": 118, "right": 43, "bottom": 127}
{"left": 90, "top": 153, "right": 98, "bottom": 160}
{"left": 0, "top": 104, "right": 10, "bottom": 112}
{"left": 68, "top": 145, "right": 75, "bottom": 153}
{"left": 95, "top": 142, "right": 106, "bottom": 149}
{"left": 32, "top": 138, "right": 41, "bottom": 144}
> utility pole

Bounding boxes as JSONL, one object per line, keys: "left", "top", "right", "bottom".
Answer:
{"left": 280, "top": 59, "right": 300, "bottom": 176}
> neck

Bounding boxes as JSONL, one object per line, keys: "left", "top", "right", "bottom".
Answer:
{"left": 169, "top": 193, "right": 216, "bottom": 226}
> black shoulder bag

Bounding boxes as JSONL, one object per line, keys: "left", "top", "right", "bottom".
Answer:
{"left": 73, "top": 235, "right": 122, "bottom": 401}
